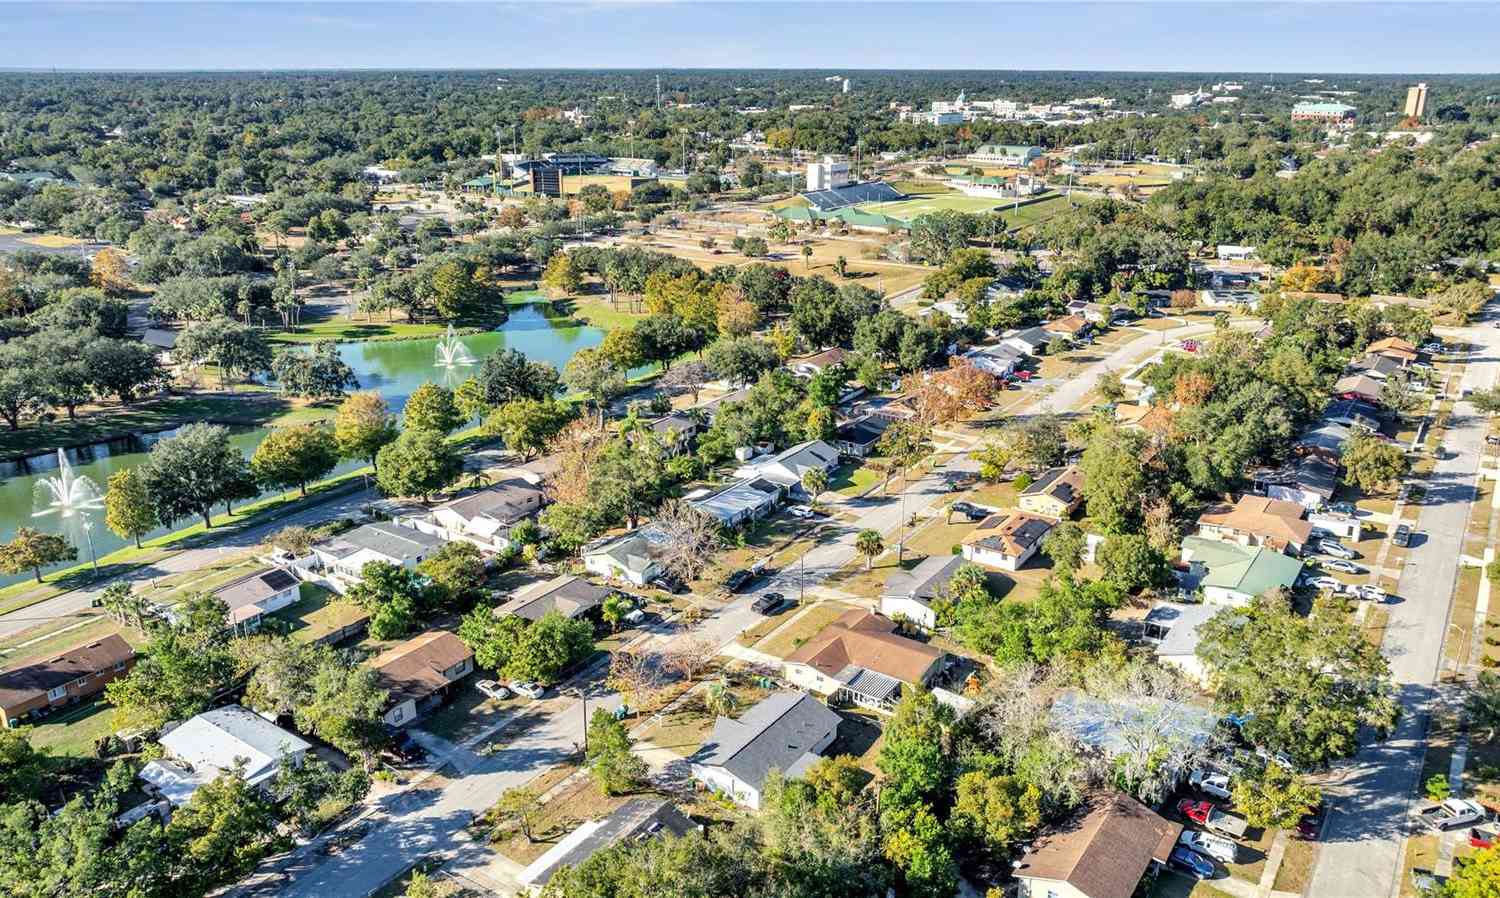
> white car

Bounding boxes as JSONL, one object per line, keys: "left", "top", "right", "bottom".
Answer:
{"left": 509, "top": 681, "right": 547, "bottom": 700}
{"left": 1190, "top": 768, "right": 1234, "bottom": 801}
{"left": 787, "top": 505, "right": 815, "bottom": 519}
{"left": 1355, "top": 584, "right": 1388, "bottom": 602}
{"left": 1306, "top": 576, "right": 1346, "bottom": 593}
{"left": 475, "top": 679, "right": 511, "bottom": 701}
{"left": 1178, "top": 829, "right": 1238, "bottom": 865}
{"left": 1321, "top": 559, "right": 1364, "bottom": 575}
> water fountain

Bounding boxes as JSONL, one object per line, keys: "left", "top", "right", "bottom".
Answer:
{"left": 32, "top": 448, "right": 106, "bottom": 573}
{"left": 434, "top": 323, "right": 477, "bottom": 384}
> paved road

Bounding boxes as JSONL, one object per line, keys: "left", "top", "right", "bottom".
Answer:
{"left": 1308, "top": 313, "right": 1499, "bottom": 898}
{"left": 0, "top": 486, "right": 378, "bottom": 644}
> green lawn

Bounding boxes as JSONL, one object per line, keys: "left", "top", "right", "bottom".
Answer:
{"left": 265, "top": 320, "right": 460, "bottom": 345}
{"left": 889, "top": 180, "right": 956, "bottom": 196}
{"left": 25, "top": 699, "right": 118, "bottom": 757}
{"left": 831, "top": 462, "right": 885, "bottom": 497}
{"left": 276, "top": 583, "right": 369, "bottom": 644}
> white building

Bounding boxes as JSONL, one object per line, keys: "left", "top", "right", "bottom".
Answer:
{"left": 806, "top": 156, "right": 851, "bottom": 191}
{"left": 582, "top": 530, "right": 663, "bottom": 587}
{"left": 732, "top": 440, "right": 840, "bottom": 496}
{"left": 307, "top": 522, "right": 447, "bottom": 593}
{"left": 690, "top": 692, "right": 840, "bottom": 810}
{"left": 966, "top": 144, "right": 1044, "bottom": 167}
{"left": 398, "top": 479, "right": 545, "bottom": 553}
{"left": 140, "top": 705, "right": 311, "bottom": 806}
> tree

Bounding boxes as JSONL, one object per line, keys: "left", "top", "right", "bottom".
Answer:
{"left": 650, "top": 498, "right": 721, "bottom": 581}
{"left": 1078, "top": 424, "right": 1149, "bottom": 534}
{"left": 268, "top": 524, "right": 314, "bottom": 556}
{"left": 541, "top": 251, "right": 582, "bottom": 298}
{"left": 91, "top": 246, "right": 132, "bottom": 294}
{"left": 164, "top": 768, "right": 281, "bottom": 893}
{"left": 1469, "top": 671, "right": 1500, "bottom": 743}
{"left": 430, "top": 258, "right": 484, "bottom": 319}
{"left": 1342, "top": 431, "right": 1409, "bottom": 494}
{"left": 403, "top": 382, "right": 464, "bottom": 434}
{"left": 563, "top": 347, "right": 626, "bottom": 422}
{"left": 97, "top": 581, "right": 150, "bottom": 630}
{"left": 855, "top": 529, "right": 884, "bottom": 569}
{"left": 586, "top": 708, "right": 647, "bottom": 795}
{"left": 0, "top": 727, "right": 46, "bottom": 804}
{"left": 85, "top": 337, "right": 164, "bottom": 402}
{"left": 0, "top": 527, "right": 76, "bottom": 583}
{"left": 175, "top": 317, "right": 273, "bottom": 386}
{"left": 105, "top": 467, "right": 156, "bottom": 548}
{"left": 1097, "top": 370, "right": 1126, "bottom": 403}
{"left": 877, "top": 688, "right": 955, "bottom": 813}
{"left": 705, "top": 336, "right": 779, "bottom": 386}
{"left": 607, "top": 647, "right": 662, "bottom": 707}
{"left": 1197, "top": 593, "right": 1397, "bottom": 766}
{"left": 492, "top": 786, "right": 544, "bottom": 843}
{"left": 505, "top": 610, "right": 595, "bottom": 684}
{"left": 1042, "top": 520, "right": 1088, "bottom": 574}
{"left": 599, "top": 327, "right": 645, "bottom": 372}
{"left": 1231, "top": 762, "right": 1322, "bottom": 830}
{"left": 483, "top": 398, "right": 573, "bottom": 459}
{"left": 912, "top": 358, "right": 996, "bottom": 425}
{"left": 601, "top": 593, "right": 632, "bottom": 633}
{"left": 590, "top": 434, "right": 669, "bottom": 529}
{"left": 250, "top": 424, "right": 339, "bottom": 497}
{"left": 458, "top": 607, "right": 529, "bottom": 671}
{"left": 375, "top": 427, "right": 463, "bottom": 500}
{"left": 347, "top": 561, "right": 426, "bottom": 640}
{"left": 801, "top": 468, "right": 829, "bottom": 508}
{"left": 334, "top": 391, "right": 399, "bottom": 469}
{"left": 659, "top": 359, "right": 711, "bottom": 403}
{"left": 1097, "top": 533, "right": 1170, "bottom": 593}
{"left": 417, "top": 540, "right": 487, "bottom": 608}
{"left": 663, "top": 636, "right": 718, "bottom": 682}
{"left": 949, "top": 771, "right": 1043, "bottom": 856}
{"left": 1444, "top": 844, "right": 1500, "bottom": 898}
{"left": 271, "top": 341, "right": 359, "bottom": 400}
{"left": 106, "top": 593, "right": 236, "bottom": 729}
{"left": 478, "top": 348, "right": 562, "bottom": 405}
{"left": 296, "top": 659, "right": 389, "bottom": 759}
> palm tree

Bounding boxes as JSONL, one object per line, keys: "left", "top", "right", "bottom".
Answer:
{"left": 801, "top": 468, "right": 829, "bottom": 510}
{"left": 802, "top": 243, "right": 814, "bottom": 272}
{"left": 601, "top": 593, "right": 631, "bottom": 633}
{"left": 855, "top": 529, "right": 885, "bottom": 570}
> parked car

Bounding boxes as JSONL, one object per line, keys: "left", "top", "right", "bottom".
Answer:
{"left": 623, "top": 608, "right": 647, "bottom": 625}
{"left": 752, "top": 592, "right": 786, "bottom": 614}
{"left": 1487, "top": 435, "right": 1500, "bottom": 447}
{"left": 384, "top": 728, "right": 424, "bottom": 763}
{"left": 1189, "top": 768, "right": 1233, "bottom": 801}
{"left": 1469, "top": 822, "right": 1499, "bottom": 849}
{"left": 509, "top": 681, "right": 547, "bottom": 700}
{"left": 1354, "top": 584, "right": 1388, "bottom": 603}
{"left": 787, "top": 505, "right": 816, "bottom": 519}
{"left": 1179, "top": 339, "right": 1201, "bottom": 352}
{"left": 1413, "top": 798, "right": 1488, "bottom": 832}
{"left": 1326, "top": 501, "right": 1358, "bottom": 516}
{"left": 949, "top": 501, "right": 988, "bottom": 522}
{"left": 1168, "top": 846, "right": 1216, "bottom": 880}
{"left": 1315, "top": 539, "right": 1358, "bottom": 560}
{"left": 1306, "top": 575, "right": 1346, "bottom": 593}
{"left": 1321, "top": 559, "right": 1364, "bottom": 575}
{"left": 1297, "top": 805, "right": 1325, "bottom": 840}
{"left": 475, "top": 680, "right": 512, "bottom": 701}
{"left": 723, "top": 569, "right": 754, "bottom": 592}
{"left": 649, "top": 572, "right": 688, "bottom": 594}
{"left": 1421, "top": 342, "right": 1443, "bottom": 353}
{"left": 1178, "top": 830, "right": 1238, "bottom": 864}
{"left": 1393, "top": 524, "right": 1413, "bottom": 547}
{"left": 1177, "top": 800, "right": 1249, "bottom": 839}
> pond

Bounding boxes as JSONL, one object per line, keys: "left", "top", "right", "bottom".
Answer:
{"left": 0, "top": 300, "right": 612, "bottom": 587}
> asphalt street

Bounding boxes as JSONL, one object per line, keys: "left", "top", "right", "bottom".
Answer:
{"left": 1308, "top": 312, "right": 1499, "bottom": 898}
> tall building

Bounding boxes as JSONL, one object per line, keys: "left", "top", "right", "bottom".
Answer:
{"left": 1404, "top": 83, "right": 1429, "bottom": 118}
{"left": 806, "top": 156, "right": 851, "bottom": 191}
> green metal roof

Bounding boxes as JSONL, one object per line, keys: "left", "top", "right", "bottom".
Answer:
{"left": 1182, "top": 536, "right": 1303, "bottom": 597}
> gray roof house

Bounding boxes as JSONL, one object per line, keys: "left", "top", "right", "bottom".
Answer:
{"left": 495, "top": 575, "right": 613, "bottom": 624}
{"left": 733, "top": 440, "right": 840, "bottom": 494}
{"left": 690, "top": 691, "right": 841, "bottom": 810}
{"left": 1002, "top": 326, "right": 1052, "bottom": 356}
{"left": 1142, "top": 602, "right": 1217, "bottom": 687}
{"left": 879, "top": 555, "right": 970, "bottom": 630}
{"left": 582, "top": 530, "right": 663, "bottom": 586}
{"left": 310, "top": 522, "right": 446, "bottom": 590}
{"left": 519, "top": 798, "right": 700, "bottom": 887}
{"left": 691, "top": 477, "right": 786, "bottom": 528}
{"left": 832, "top": 415, "right": 891, "bottom": 458}
{"left": 399, "top": 479, "right": 546, "bottom": 552}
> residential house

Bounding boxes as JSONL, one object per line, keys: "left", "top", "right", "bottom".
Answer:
{"left": 1367, "top": 336, "right": 1418, "bottom": 365}
{"left": 832, "top": 415, "right": 891, "bottom": 459}
{"left": 1002, "top": 327, "right": 1052, "bottom": 357}
{"left": 690, "top": 691, "right": 841, "bottom": 810}
{"left": 962, "top": 512, "right": 1054, "bottom": 571}
{"left": 495, "top": 575, "right": 612, "bottom": 624}
{"left": 1199, "top": 289, "right": 1260, "bottom": 309}
{"left": 1179, "top": 535, "right": 1304, "bottom": 605}
{"left": 964, "top": 342, "right": 1027, "bottom": 377}
{"left": 691, "top": 477, "right": 786, "bottom": 527}
{"left": 402, "top": 479, "right": 546, "bottom": 552}
{"left": 1216, "top": 244, "right": 1258, "bottom": 261}
{"left": 519, "top": 799, "right": 701, "bottom": 888}
{"left": 210, "top": 567, "right": 302, "bottom": 633}
{"left": 732, "top": 440, "right": 840, "bottom": 496}
{"left": 308, "top": 521, "right": 446, "bottom": 591}
{"left": 0, "top": 633, "right": 135, "bottom": 727}
{"left": 1041, "top": 315, "right": 1092, "bottom": 344}
{"left": 1142, "top": 602, "right": 1216, "bottom": 686}
{"left": 1250, "top": 457, "right": 1340, "bottom": 509}
{"left": 1323, "top": 398, "right": 1382, "bottom": 431}
{"left": 140, "top": 705, "right": 311, "bottom": 806}
{"left": 1195, "top": 495, "right": 1313, "bottom": 555}
{"left": 1114, "top": 402, "right": 1175, "bottom": 437}
{"left": 646, "top": 412, "right": 704, "bottom": 456}
{"left": 582, "top": 530, "right": 662, "bottom": 586}
{"left": 1019, "top": 466, "right": 1085, "bottom": 518}
{"left": 788, "top": 348, "right": 849, "bottom": 379}
{"left": 1011, "top": 791, "right": 1182, "bottom": 898}
{"left": 695, "top": 386, "right": 751, "bottom": 423}
{"left": 880, "top": 555, "right": 971, "bottom": 630}
{"left": 370, "top": 630, "right": 475, "bottom": 728}
{"left": 141, "top": 328, "right": 179, "bottom": 365}
{"left": 1079, "top": 301, "right": 1112, "bottom": 324}
{"left": 784, "top": 610, "right": 947, "bottom": 711}
{"left": 1295, "top": 421, "right": 1355, "bottom": 460}
{"left": 1349, "top": 353, "right": 1404, "bottom": 380}
{"left": 1331, "top": 374, "right": 1383, "bottom": 405}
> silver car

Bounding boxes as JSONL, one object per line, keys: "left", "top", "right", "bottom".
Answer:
{"left": 476, "top": 679, "right": 512, "bottom": 701}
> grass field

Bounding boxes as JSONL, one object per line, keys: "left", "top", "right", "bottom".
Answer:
{"left": 22, "top": 234, "right": 85, "bottom": 248}
{"left": 863, "top": 194, "right": 1008, "bottom": 219}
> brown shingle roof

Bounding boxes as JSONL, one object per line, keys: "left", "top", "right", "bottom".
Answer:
{"left": 1197, "top": 495, "right": 1313, "bottom": 550}
{"left": 0, "top": 633, "right": 135, "bottom": 712}
{"left": 1367, "top": 336, "right": 1417, "bottom": 357}
{"left": 1014, "top": 791, "right": 1182, "bottom": 898}
{"left": 962, "top": 512, "right": 1055, "bottom": 557}
{"left": 785, "top": 610, "right": 943, "bottom": 685}
{"left": 369, "top": 630, "right": 473, "bottom": 706}
{"left": 1043, "top": 315, "right": 1090, "bottom": 336}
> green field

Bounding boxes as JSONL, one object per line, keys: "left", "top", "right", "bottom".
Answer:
{"left": 862, "top": 194, "right": 1008, "bottom": 219}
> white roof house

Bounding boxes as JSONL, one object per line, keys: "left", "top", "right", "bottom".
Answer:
{"left": 310, "top": 521, "right": 446, "bottom": 591}
{"left": 142, "top": 705, "right": 311, "bottom": 806}
{"left": 732, "top": 440, "right": 840, "bottom": 494}
{"left": 400, "top": 479, "right": 545, "bottom": 552}
{"left": 691, "top": 477, "right": 786, "bottom": 528}
{"left": 965, "top": 343, "right": 1026, "bottom": 377}
{"left": 582, "top": 530, "right": 663, "bottom": 586}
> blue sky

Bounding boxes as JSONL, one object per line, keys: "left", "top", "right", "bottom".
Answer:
{"left": 2, "top": 2, "right": 1497, "bottom": 73}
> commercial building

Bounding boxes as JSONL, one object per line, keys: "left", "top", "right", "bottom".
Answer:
{"left": 0, "top": 633, "right": 136, "bottom": 727}
{"left": 806, "top": 156, "right": 851, "bottom": 191}
{"left": 1291, "top": 102, "right": 1357, "bottom": 124}
{"left": 1405, "top": 83, "right": 1429, "bottom": 118}
{"left": 966, "top": 145, "right": 1044, "bottom": 167}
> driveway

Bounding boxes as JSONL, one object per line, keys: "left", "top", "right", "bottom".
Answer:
{"left": 1308, "top": 312, "right": 1499, "bottom": 898}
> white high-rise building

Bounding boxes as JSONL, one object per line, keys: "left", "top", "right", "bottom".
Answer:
{"left": 1405, "top": 83, "right": 1429, "bottom": 118}
{"left": 806, "top": 156, "right": 851, "bottom": 191}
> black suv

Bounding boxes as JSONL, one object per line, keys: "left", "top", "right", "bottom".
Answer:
{"left": 723, "top": 569, "right": 754, "bottom": 592}
{"left": 650, "top": 572, "right": 688, "bottom": 594}
{"left": 949, "top": 502, "right": 988, "bottom": 522}
{"left": 751, "top": 592, "right": 786, "bottom": 614}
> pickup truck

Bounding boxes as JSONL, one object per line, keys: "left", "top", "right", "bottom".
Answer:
{"left": 1177, "top": 799, "right": 1249, "bottom": 840}
{"left": 1413, "top": 798, "right": 1488, "bottom": 832}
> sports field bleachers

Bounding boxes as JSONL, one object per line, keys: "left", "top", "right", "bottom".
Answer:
{"left": 801, "top": 181, "right": 904, "bottom": 212}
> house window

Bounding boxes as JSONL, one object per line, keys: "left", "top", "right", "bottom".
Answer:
{"left": 392, "top": 707, "right": 404, "bottom": 722}
{"left": 114, "top": 662, "right": 127, "bottom": 671}
{"left": 47, "top": 686, "right": 67, "bottom": 701}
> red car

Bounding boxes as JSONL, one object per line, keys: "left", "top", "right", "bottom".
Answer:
{"left": 1016, "top": 370, "right": 1033, "bottom": 381}
{"left": 1472, "top": 823, "right": 1499, "bottom": 849}
{"left": 1180, "top": 339, "right": 1200, "bottom": 352}
{"left": 1178, "top": 799, "right": 1213, "bottom": 825}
